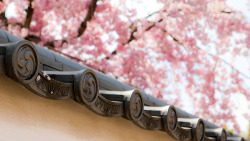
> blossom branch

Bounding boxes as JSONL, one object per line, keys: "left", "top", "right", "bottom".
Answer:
{"left": 125, "top": 25, "right": 137, "bottom": 45}
{"left": 39, "top": 0, "right": 98, "bottom": 48}
{"left": 145, "top": 10, "right": 160, "bottom": 18}
{"left": 77, "top": 0, "right": 98, "bottom": 37}
{"left": 168, "top": 33, "right": 250, "bottom": 79}
{"left": 23, "top": 0, "right": 34, "bottom": 28}
{"left": 221, "top": 10, "right": 233, "bottom": 14}
{"left": 51, "top": 48, "right": 87, "bottom": 63}
{"left": 0, "top": 12, "right": 8, "bottom": 27}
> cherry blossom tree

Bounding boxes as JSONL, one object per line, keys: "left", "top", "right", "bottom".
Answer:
{"left": 0, "top": 0, "right": 249, "bottom": 133}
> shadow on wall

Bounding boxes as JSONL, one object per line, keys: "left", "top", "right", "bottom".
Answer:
{"left": 0, "top": 74, "right": 175, "bottom": 141}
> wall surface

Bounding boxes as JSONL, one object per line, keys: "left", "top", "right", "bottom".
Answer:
{"left": 0, "top": 74, "right": 175, "bottom": 141}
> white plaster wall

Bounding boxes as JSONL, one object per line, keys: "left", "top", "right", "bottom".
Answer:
{"left": 0, "top": 74, "right": 175, "bottom": 141}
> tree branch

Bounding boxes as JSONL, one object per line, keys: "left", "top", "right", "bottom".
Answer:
{"left": 168, "top": 33, "right": 250, "bottom": 79}
{"left": 24, "top": 33, "right": 68, "bottom": 50}
{"left": 145, "top": 10, "right": 160, "bottom": 18}
{"left": 208, "top": 52, "right": 250, "bottom": 79}
{"left": 25, "top": 35, "right": 41, "bottom": 43}
{"left": 2, "top": 0, "right": 34, "bottom": 28}
{"left": 51, "top": 48, "right": 109, "bottom": 74}
{"left": 124, "top": 25, "right": 137, "bottom": 45}
{"left": 107, "top": 18, "right": 164, "bottom": 58}
{"left": 121, "top": 10, "right": 169, "bottom": 46}
{"left": 77, "top": 0, "right": 98, "bottom": 37}
{"left": 51, "top": 48, "right": 86, "bottom": 63}
{"left": 145, "top": 19, "right": 163, "bottom": 31}
{"left": 123, "top": 18, "right": 164, "bottom": 46}
{"left": 24, "top": 0, "right": 34, "bottom": 28}
{"left": 44, "top": 0, "right": 98, "bottom": 45}
{"left": 221, "top": 10, "right": 233, "bottom": 14}
{"left": 0, "top": 12, "right": 8, "bottom": 27}
{"left": 124, "top": 10, "right": 168, "bottom": 45}
{"left": 109, "top": 18, "right": 165, "bottom": 57}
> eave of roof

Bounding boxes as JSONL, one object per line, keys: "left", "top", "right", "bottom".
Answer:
{"left": 0, "top": 29, "right": 247, "bottom": 141}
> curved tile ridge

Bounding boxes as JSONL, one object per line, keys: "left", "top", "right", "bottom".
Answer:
{"left": 0, "top": 31, "right": 247, "bottom": 141}
{"left": 0, "top": 29, "right": 222, "bottom": 128}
